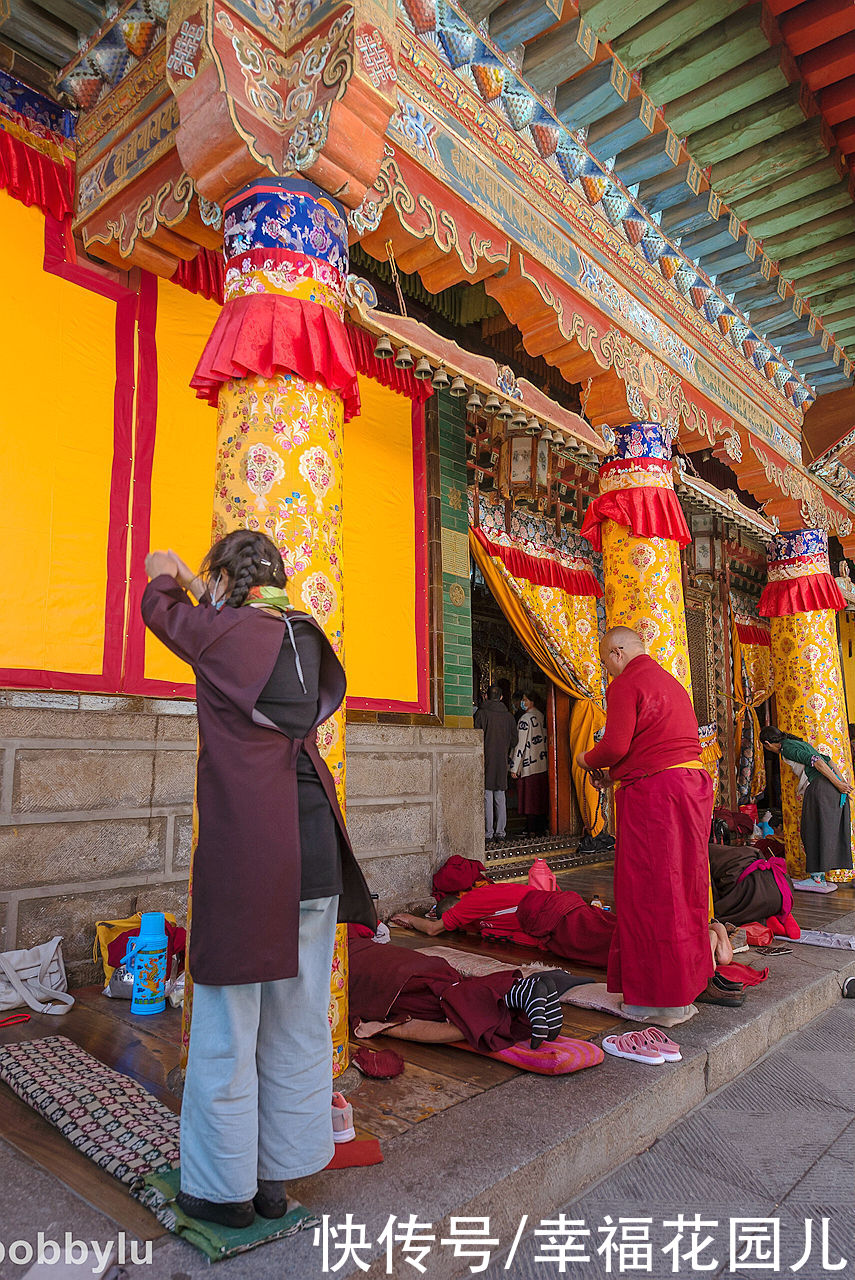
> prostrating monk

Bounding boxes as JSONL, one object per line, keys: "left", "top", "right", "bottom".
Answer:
{"left": 391, "top": 882, "right": 616, "bottom": 967}
{"left": 347, "top": 928, "right": 572, "bottom": 1051}
{"left": 577, "top": 627, "right": 714, "bottom": 1026}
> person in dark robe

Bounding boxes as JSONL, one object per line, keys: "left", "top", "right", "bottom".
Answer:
{"left": 141, "top": 531, "right": 375, "bottom": 1230}
{"left": 710, "top": 841, "right": 795, "bottom": 927}
{"left": 577, "top": 627, "right": 714, "bottom": 1026}
{"left": 391, "top": 881, "right": 616, "bottom": 967}
{"left": 347, "top": 928, "right": 576, "bottom": 1052}
{"left": 759, "top": 726, "right": 853, "bottom": 885}
{"left": 474, "top": 685, "right": 518, "bottom": 842}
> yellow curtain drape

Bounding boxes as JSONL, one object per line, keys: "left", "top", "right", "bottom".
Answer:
{"left": 731, "top": 613, "right": 772, "bottom": 803}
{"left": 469, "top": 528, "right": 605, "bottom": 834}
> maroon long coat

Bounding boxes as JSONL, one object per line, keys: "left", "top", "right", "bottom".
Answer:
{"left": 142, "top": 575, "right": 376, "bottom": 985}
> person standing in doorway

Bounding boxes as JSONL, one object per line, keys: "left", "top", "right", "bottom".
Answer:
{"left": 474, "top": 685, "right": 519, "bottom": 843}
{"left": 512, "top": 689, "right": 549, "bottom": 835}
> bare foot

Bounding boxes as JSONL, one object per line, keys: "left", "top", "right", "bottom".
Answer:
{"left": 709, "top": 919, "right": 733, "bottom": 966}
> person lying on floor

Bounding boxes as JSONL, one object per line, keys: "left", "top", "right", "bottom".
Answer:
{"left": 391, "top": 882, "right": 617, "bottom": 968}
{"left": 710, "top": 840, "right": 797, "bottom": 935}
{"left": 347, "top": 926, "right": 587, "bottom": 1051}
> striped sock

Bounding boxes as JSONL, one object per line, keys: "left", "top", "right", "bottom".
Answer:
{"left": 504, "top": 976, "right": 549, "bottom": 1048}
{"left": 541, "top": 976, "right": 563, "bottom": 1042}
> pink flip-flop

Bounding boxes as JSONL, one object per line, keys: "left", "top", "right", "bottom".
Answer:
{"left": 634, "top": 1027, "right": 682, "bottom": 1061}
{"left": 602, "top": 1033, "right": 665, "bottom": 1065}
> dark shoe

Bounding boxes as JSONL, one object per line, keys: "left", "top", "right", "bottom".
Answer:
{"left": 712, "top": 972, "right": 744, "bottom": 992}
{"left": 176, "top": 1190, "right": 255, "bottom": 1229}
{"left": 695, "top": 978, "right": 745, "bottom": 1008}
{"left": 254, "top": 1180, "right": 289, "bottom": 1219}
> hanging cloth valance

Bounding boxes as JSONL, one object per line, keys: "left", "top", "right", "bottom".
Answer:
{"left": 731, "top": 608, "right": 772, "bottom": 804}
{"left": 0, "top": 72, "right": 75, "bottom": 220}
{"left": 191, "top": 179, "right": 361, "bottom": 420}
{"left": 580, "top": 456, "right": 691, "bottom": 553}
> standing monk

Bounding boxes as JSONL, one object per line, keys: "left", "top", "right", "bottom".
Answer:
{"left": 474, "top": 685, "right": 519, "bottom": 842}
{"left": 577, "top": 627, "right": 713, "bottom": 1026}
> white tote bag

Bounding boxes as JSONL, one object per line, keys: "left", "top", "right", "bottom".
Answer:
{"left": 0, "top": 935, "right": 74, "bottom": 1014}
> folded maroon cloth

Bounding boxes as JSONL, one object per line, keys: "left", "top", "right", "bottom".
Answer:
{"left": 432, "top": 855, "right": 491, "bottom": 900}
{"left": 717, "top": 962, "right": 769, "bottom": 986}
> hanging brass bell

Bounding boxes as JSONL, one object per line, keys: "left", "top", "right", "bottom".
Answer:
{"left": 373, "top": 333, "right": 394, "bottom": 360}
{"left": 394, "top": 346, "right": 414, "bottom": 369}
{"left": 413, "top": 356, "right": 433, "bottom": 379}
{"left": 449, "top": 376, "right": 468, "bottom": 397}
{"left": 432, "top": 366, "right": 450, "bottom": 389}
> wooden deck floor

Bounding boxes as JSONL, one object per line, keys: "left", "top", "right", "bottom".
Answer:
{"left": 1, "top": 860, "right": 852, "bottom": 1238}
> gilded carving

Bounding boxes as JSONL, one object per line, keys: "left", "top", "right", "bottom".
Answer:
{"left": 84, "top": 171, "right": 197, "bottom": 260}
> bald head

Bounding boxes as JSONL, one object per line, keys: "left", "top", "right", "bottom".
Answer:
{"left": 599, "top": 627, "right": 646, "bottom": 678}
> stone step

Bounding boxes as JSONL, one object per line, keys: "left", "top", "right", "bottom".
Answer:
{"left": 278, "top": 911, "right": 855, "bottom": 1280}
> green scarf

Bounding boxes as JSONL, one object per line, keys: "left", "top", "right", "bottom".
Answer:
{"left": 244, "top": 585, "right": 291, "bottom": 613}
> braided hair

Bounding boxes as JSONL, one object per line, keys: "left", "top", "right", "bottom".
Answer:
{"left": 200, "top": 530, "right": 287, "bottom": 608}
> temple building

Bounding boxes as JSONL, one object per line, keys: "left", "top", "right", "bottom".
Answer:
{"left": 1, "top": 0, "right": 855, "bottom": 1021}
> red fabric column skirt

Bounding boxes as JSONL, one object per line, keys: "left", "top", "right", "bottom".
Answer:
{"left": 607, "top": 768, "right": 714, "bottom": 1007}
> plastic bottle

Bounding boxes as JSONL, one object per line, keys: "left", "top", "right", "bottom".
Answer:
{"left": 123, "top": 912, "right": 169, "bottom": 1015}
{"left": 590, "top": 895, "right": 604, "bottom": 910}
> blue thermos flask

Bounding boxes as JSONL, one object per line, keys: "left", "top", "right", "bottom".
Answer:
{"left": 123, "top": 912, "right": 168, "bottom": 1015}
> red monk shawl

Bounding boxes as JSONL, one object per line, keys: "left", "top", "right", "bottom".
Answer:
{"left": 142, "top": 576, "right": 375, "bottom": 985}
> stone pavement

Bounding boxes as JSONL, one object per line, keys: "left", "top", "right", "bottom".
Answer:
{"left": 485, "top": 1001, "right": 854, "bottom": 1280}
{"left": 0, "top": 909, "right": 853, "bottom": 1280}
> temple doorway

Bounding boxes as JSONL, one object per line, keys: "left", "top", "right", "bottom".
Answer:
{"left": 470, "top": 563, "right": 584, "bottom": 843}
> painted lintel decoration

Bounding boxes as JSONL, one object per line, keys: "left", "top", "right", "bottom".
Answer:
{"left": 166, "top": 0, "right": 399, "bottom": 210}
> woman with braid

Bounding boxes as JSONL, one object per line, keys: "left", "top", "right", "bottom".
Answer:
{"left": 142, "top": 531, "right": 375, "bottom": 1229}
{"left": 759, "top": 726, "right": 853, "bottom": 888}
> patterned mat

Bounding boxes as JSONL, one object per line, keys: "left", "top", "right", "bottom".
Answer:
{"left": 0, "top": 1035, "right": 318, "bottom": 1261}
{"left": 0, "top": 1035, "right": 179, "bottom": 1184}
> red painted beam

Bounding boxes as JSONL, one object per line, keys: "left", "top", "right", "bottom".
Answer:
{"left": 834, "top": 119, "right": 855, "bottom": 154}
{"left": 782, "top": 0, "right": 855, "bottom": 55}
{"left": 820, "top": 75, "right": 855, "bottom": 123}
{"left": 766, "top": 0, "right": 807, "bottom": 14}
{"left": 800, "top": 31, "right": 855, "bottom": 91}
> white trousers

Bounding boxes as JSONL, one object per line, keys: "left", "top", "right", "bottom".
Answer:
{"left": 180, "top": 895, "right": 338, "bottom": 1203}
{"left": 485, "top": 789, "right": 507, "bottom": 839}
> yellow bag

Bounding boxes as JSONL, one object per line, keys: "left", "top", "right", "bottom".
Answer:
{"left": 93, "top": 912, "right": 177, "bottom": 983}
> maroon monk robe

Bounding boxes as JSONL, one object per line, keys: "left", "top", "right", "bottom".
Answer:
{"left": 347, "top": 931, "right": 527, "bottom": 1052}
{"left": 141, "top": 575, "right": 375, "bottom": 986}
{"left": 585, "top": 654, "right": 714, "bottom": 1007}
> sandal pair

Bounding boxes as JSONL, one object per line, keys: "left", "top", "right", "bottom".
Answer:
{"left": 603, "top": 1027, "right": 682, "bottom": 1065}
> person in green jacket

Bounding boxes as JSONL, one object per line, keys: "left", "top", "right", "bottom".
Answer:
{"left": 760, "top": 726, "right": 853, "bottom": 889}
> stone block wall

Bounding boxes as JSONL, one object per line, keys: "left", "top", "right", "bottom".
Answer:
{"left": 0, "top": 692, "right": 483, "bottom": 985}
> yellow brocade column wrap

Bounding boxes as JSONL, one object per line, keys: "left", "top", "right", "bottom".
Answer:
{"left": 601, "top": 522, "right": 693, "bottom": 698}
{"left": 761, "top": 529, "right": 854, "bottom": 881}
{"left": 770, "top": 610, "right": 854, "bottom": 879}
{"left": 181, "top": 176, "right": 357, "bottom": 1074}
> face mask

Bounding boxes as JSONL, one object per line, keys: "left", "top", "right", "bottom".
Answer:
{"left": 212, "top": 571, "right": 226, "bottom": 611}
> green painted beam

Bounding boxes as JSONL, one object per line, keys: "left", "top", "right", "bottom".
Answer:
{"left": 642, "top": 6, "right": 768, "bottom": 105}
{"left": 578, "top": 0, "right": 669, "bottom": 44}
{"left": 611, "top": 0, "right": 743, "bottom": 74}
{"left": 665, "top": 46, "right": 791, "bottom": 137}
{"left": 688, "top": 84, "right": 804, "bottom": 166}
{"left": 782, "top": 236, "right": 855, "bottom": 281}
{"left": 764, "top": 209, "right": 855, "bottom": 264}
{"left": 459, "top": 0, "right": 506, "bottom": 23}
{"left": 789, "top": 261, "right": 855, "bottom": 294}
{"left": 747, "top": 184, "right": 851, "bottom": 241}
{"left": 820, "top": 307, "right": 855, "bottom": 329}
{"left": 711, "top": 120, "right": 827, "bottom": 203}
{"left": 729, "top": 158, "right": 844, "bottom": 223}
{"left": 814, "top": 291, "right": 855, "bottom": 319}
